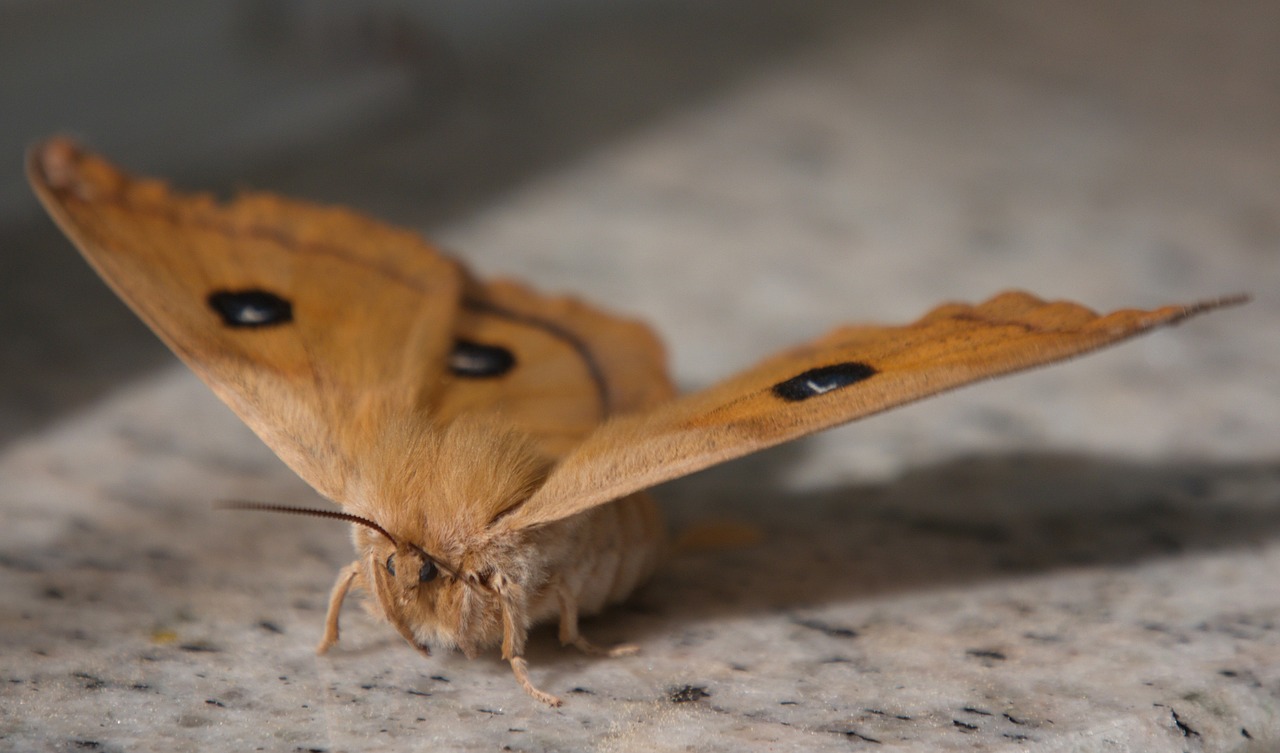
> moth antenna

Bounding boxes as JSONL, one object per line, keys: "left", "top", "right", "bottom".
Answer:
{"left": 217, "top": 500, "right": 470, "bottom": 583}
{"left": 217, "top": 500, "right": 399, "bottom": 546}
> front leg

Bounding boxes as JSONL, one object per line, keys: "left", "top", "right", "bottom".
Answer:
{"left": 317, "top": 561, "right": 360, "bottom": 654}
{"left": 495, "top": 577, "right": 562, "bottom": 707}
{"left": 319, "top": 559, "right": 431, "bottom": 659}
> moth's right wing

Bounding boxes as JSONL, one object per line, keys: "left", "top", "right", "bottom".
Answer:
{"left": 500, "top": 291, "right": 1244, "bottom": 531}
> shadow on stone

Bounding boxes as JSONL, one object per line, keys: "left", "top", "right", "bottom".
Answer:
{"left": 606, "top": 450, "right": 1280, "bottom": 638}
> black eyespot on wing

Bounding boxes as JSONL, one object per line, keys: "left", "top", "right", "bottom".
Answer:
{"left": 208, "top": 290, "right": 293, "bottom": 328}
{"left": 772, "top": 362, "right": 877, "bottom": 402}
{"left": 448, "top": 340, "right": 515, "bottom": 378}
{"left": 418, "top": 560, "right": 437, "bottom": 583}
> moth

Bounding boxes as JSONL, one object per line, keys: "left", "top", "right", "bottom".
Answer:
{"left": 28, "top": 138, "right": 1243, "bottom": 706}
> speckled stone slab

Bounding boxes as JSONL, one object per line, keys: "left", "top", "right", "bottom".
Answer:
{"left": 3, "top": 2, "right": 1279, "bottom": 752}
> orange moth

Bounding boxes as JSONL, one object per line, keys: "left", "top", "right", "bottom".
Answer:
{"left": 28, "top": 138, "right": 1244, "bottom": 705}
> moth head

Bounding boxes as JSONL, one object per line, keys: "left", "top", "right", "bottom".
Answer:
{"left": 351, "top": 516, "right": 489, "bottom": 653}
{"left": 380, "top": 543, "right": 440, "bottom": 602}
{"left": 220, "top": 501, "right": 490, "bottom": 654}
{"left": 358, "top": 527, "right": 456, "bottom": 605}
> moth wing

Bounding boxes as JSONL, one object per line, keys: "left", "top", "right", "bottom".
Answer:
{"left": 500, "top": 291, "right": 1243, "bottom": 530}
{"left": 28, "top": 139, "right": 464, "bottom": 503}
{"left": 427, "top": 277, "right": 674, "bottom": 459}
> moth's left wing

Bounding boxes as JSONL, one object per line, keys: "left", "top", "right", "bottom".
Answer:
{"left": 500, "top": 291, "right": 1244, "bottom": 531}
{"left": 28, "top": 139, "right": 465, "bottom": 503}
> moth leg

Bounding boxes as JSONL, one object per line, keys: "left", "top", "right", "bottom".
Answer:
{"left": 555, "top": 581, "right": 638, "bottom": 657}
{"left": 509, "top": 656, "right": 561, "bottom": 708}
{"left": 497, "top": 581, "right": 562, "bottom": 707}
{"left": 317, "top": 561, "right": 361, "bottom": 654}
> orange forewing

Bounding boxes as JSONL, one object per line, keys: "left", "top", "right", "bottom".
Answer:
{"left": 501, "top": 292, "right": 1244, "bottom": 530}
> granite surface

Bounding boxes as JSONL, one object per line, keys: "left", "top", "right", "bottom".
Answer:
{"left": 2, "top": 2, "right": 1278, "bottom": 751}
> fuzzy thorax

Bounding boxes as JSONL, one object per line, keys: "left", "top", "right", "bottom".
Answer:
{"left": 343, "top": 415, "right": 555, "bottom": 655}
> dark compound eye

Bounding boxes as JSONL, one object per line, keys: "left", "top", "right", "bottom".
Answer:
{"left": 448, "top": 340, "right": 515, "bottom": 378}
{"left": 771, "top": 362, "right": 877, "bottom": 402}
{"left": 208, "top": 289, "right": 293, "bottom": 328}
{"left": 386, "top": 553, "right": 437, "bottom": 584}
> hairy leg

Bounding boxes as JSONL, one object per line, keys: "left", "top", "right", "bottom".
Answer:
{"left": 317, "top": 561, "right": 360, "bottom": 654}
{"left": 497, "top": 579, "right": 562, "bottom": 706}
{"left": 555, "top": 580, "right": 638, "bottom": 657}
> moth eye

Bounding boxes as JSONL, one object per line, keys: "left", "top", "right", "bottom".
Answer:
{"left": 771, "top": 362, "right": 877, "bottom": 402}
{"left": 385, "top": 553, "right": 396, "bottom": 576}
{"left": 418, "top": 560, "right": 438, "bottom": 583}
{"left": 448, "top": 340, "right": 515, "bottom": 378}
{"left": 208, "top": 289, "right": 293, "bottom": 328}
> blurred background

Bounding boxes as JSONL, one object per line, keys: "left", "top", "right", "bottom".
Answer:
{"left": 3, "top": 0, "right": 1276, "bottom": 453}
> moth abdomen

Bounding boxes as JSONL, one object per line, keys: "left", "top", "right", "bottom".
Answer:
{"left": 527, "top": 491, "right": 665, "bottom": 625}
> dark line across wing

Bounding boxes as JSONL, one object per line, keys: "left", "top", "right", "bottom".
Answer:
{"left": 461, "top": 297, "right": 612, "bottom": 417}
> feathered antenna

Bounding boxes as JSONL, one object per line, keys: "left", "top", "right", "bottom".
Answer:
{"left": 216, "top": 500, "right": 469, "bottom": 582}
{"left": 217, "top": 500, "right": 399, "bottom": 546}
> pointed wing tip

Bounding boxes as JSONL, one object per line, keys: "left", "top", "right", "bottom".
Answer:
{"left": 1185, "top": 292, "right": 1251, "bottom": 315}
{"left": 27, "top": 136, "right": 126, "bottom": 211}
{"left": 1148, "top": 292, "right": 1251, "bottom": 329}
{"left": 27, "top": 136, "right": 84, "bottom": 191}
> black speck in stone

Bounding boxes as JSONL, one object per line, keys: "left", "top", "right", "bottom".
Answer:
{"left": 965, "top": 648, "right": 1007, "bottom": 661}
{"left": 793, "top": 617, "right": 858, "bottom": 638}
{"left": 669, "top": 685, "right": 711, "bottom": 703}
{"left": 1171, "top": 710, "right": 1200, "bottom": 738}
{"left": 72, "top": 672, "right": 106, "bottom": 690}
{"left": 178, "top": 643, "right": 220, "bottom": 653}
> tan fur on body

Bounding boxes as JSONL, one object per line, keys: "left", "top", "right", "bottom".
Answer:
{"left": 346, "top": 416, "right": 550, "bottom": 657}
{"left": 316, "top": 416, "right": 662, "bottom": 704}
